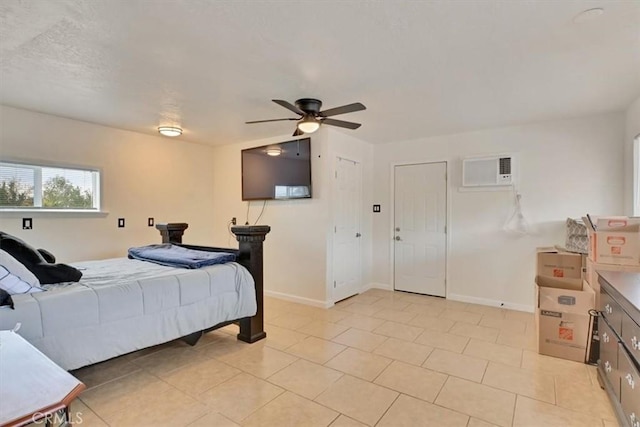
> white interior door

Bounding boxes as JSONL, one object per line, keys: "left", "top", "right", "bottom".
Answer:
{"left": 333, "top": 157, "right": 362, "bottom": 302}
{"left": 394, "top": 162, "right": 447, "bottom": 296}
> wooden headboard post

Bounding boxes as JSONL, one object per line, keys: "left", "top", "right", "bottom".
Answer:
{"left": 156, "top": 223, "right": 189, "bottom": 244}
{"left": 232, "top": 225, "right": 271, "bottom": 343}
{"left": 156, "top": 222, "right": 270, "bottom": 345}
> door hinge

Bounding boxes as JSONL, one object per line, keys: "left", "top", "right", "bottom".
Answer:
{"left": 334, "top": 226, "right": 337, "bottom": 233}
{"left": 444, "top": 225, "right": 447, "bottom": 233}
{"left": 334, "top": 281, "right": 336, "bottom": 288}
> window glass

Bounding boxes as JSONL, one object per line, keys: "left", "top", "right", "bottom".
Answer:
{"left": 0, "top": 164, "right": 35, "bottom": 207}
{"left": 0, "top": 161, "right": 100, "bottom": 210}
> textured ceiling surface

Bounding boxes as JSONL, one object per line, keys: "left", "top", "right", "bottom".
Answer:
{"left": 1, "top": 0, "right": 639, "bottom": 146}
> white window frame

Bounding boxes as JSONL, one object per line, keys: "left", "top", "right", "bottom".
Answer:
{"left": 0, "top": 160, "right": 102, "bottom": 212}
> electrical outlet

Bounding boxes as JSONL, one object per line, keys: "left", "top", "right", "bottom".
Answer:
{"left": 22, "top": 218, "right": 32, "bottom": 230}
{"left": 231, "top": 217, "right": 237, "bottom": 225}
{"left": 373, "top": 204, "right": 381, "bottom": 213}
{"left": 118, "top": 218, "right": 125, "bottom": 228}
{"left": 148, "top": 217, "right": 154, "bottom": 227}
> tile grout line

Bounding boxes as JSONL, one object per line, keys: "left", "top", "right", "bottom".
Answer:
{"left": 510, "top": 394, "right": 519, "bottom": 427}
{"left": 371, "top": 392, "right": 401, "bottom": 427}
{"left": 430, "top": 376, "right": 488, "bottom": 424}
{"left": 76, "top": 397, "right": 112, "bottom": 427}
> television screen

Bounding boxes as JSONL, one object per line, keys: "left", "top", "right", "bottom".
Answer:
{"left": 241, "top": 138, "right": 312, "bottom": 201}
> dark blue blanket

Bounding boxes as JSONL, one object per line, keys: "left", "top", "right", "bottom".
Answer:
{"left": 128, "top": 244, "right": 236, "bottom": 269}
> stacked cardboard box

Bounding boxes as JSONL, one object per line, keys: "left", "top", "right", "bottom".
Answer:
{"left": 535, "top": 248, "right": 595, "bottom": 362}
{"left": 583, "top": 216, "right": 640, "bottom": 306}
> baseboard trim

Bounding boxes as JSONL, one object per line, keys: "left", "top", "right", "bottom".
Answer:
{"left": 361, "top": 282, "right": 393, "bottom": 292}
{"left": 447, "top": 293, "right": 534, "bottom": 313}
{"left": 264, "top": 290, "right": 332, "bottom": 308}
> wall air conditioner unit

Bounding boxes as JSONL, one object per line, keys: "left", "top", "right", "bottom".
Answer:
{"left": 462, "top": 155, "right": 514, "bottom": 187}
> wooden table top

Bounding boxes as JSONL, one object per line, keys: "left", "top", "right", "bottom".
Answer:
{"left": 599, "top": 270, "right": 640, "bottom": 315}
{"left": 0, "top": 331, "right": 85, "bottom": 427}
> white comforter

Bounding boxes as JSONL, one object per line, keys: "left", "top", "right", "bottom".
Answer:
{"left": 0, "top": 258, "right": 256, "bottom": 370}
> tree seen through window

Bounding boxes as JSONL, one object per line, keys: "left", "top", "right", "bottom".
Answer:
{"left": 0, "top": 162, "right": 99, "bottom": 210}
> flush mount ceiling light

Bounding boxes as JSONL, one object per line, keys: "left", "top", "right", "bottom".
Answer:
{"left": 297, "top": 115, "right": 320, "bottom": 134}
{"left": 157, "top": 126, "right": 183, "bottom": 137}
{"left": 265, "top": 147, "right": 282, "bottom": 156}
{"left": 573, "top": 8, "right": 604, "bottom": 23}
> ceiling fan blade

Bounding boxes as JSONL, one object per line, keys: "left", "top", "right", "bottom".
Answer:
{"left": 273, "top": 99, "right": 304, "bottom": 115}
{"left": 319, "top": 102, "right": 366, "bottom": 117}
{"left": 292, "top": 128, "right": 304, "bottom": 136}
{"left": 245, "top": 118, "right": 298, "bottom": 124}
{"left": 322, "top": 118, "right": 361, "bottom": 130}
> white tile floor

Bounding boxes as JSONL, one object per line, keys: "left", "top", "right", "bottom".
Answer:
{"left": 69, "top": 289, "right": 618, "bottom": 426}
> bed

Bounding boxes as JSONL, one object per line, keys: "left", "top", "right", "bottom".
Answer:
{"left": 0, "top": 223, "right": 270, "bottom": 370}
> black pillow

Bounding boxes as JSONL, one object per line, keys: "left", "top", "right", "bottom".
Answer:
{"left": 37, "top": 248, "right": 56, "bottom": 263}
{"left": 0, "top": 288, "right": 14, "bottom": 309}
{"left": 0, "top": 232, "right": 82, "bottom": 284}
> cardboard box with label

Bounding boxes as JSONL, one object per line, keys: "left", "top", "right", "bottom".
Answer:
{"left": 584, "top": 216, "right": 640, "bottom": 266}
{"left": 535, "top": 279, "right": 595, "bottom": 362}
{"left": 535, "top": 248, "right": 593, "bottom": 362}
{"left": 536, "top": 248, "right": 585, "bottom": 288}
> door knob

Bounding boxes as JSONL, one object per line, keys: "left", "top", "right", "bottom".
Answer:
{"left": 395, "top": 236, "right": 401, "bottom": 241}
{"left": 356, "top": 233, "right": 361, "bottom": 238}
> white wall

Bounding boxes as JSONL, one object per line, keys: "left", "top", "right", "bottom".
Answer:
{"left": 210, "top": 128, "right": 373, "bottom": 306}
{"left": 372, "top": 113, "right": 625, "bottom": 311}
{"left": 210, "top": 130, "right": 330, "bottom": 304}
{"left": 0, "top": 106, "right": 217, "bottom": 262}
{"left": 2, "top": 105, "right": 626, "bottom": 312}
{"left": 624, "top": 96, "right": 640, "bottom": 215}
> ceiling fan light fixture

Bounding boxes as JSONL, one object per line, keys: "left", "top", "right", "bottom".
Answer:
{"left": 265, "top": 147, "right": 282, "bottom": 156}
{"left": 297, "top": 116, "right": 320, "bottom": 134}
{"left": 158, "top": 126, "right": 183, "bottom": 137}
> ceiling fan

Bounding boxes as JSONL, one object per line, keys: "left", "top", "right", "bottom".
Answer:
{"left": 246, "top": 98, "right": 366, "bottom": 136}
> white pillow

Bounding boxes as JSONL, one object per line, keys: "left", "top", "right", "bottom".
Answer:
{"left": 0, "top": 249, "right": 40, "bottom": 287}
{"left": 0, "top": 265, "right": 43, "bottom": 294}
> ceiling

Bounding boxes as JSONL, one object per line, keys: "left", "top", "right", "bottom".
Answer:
{"left": 1, "top": 1, "right": 639, "bottom": 146}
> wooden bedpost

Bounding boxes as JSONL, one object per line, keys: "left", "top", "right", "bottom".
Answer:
{"left": 156, "top": 223, "right": 189, "bottom": 244}
{"left": 232, "top": 225, "right": 271, "bottom": 343}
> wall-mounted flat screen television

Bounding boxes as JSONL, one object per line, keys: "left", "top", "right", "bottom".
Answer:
{"left": 241, "top": 138, "right": 312, "bottom": 201}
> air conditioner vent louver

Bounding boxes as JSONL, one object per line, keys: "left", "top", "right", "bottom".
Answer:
{"left": 462, "top": 155, "right": 515, "bottom": 187}
{"left": 499, "top": 157, "right": 511, "bottom": 175}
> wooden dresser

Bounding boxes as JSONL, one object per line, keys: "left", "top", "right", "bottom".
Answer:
{"left": 598, "top": 271, "right": 640, "bottom": 427}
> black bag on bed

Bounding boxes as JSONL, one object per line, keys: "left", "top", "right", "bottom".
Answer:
{"left": 0, "top": 288, "right": 14, "bottom": 309}
{"left": 0, "top": 232, "right": 82, "bottom": 284}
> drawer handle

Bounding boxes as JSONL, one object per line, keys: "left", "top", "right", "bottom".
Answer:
{"left": 603, "top": 332, "right": 609, "bottom": 343}
{"left": 605, "top": 361, "right": 612, "bottom": 372}
{"left": 627, "top": 373, "right": 636, "bottom": 389}
{"left": 633, "top": 336, "right": 640, "bottom": 351}
{"left": 605, "top": 304, "right": 613, "bottom": 314}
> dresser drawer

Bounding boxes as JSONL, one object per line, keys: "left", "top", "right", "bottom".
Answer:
{"left": 619, "top": 344, "right": 640, "bottom": 427}
{"left": 623, "top": 312, "right": 640, "bottom": 360}
{"left": 602, "top": 290, "right": 623, "bottom": 333}
{"left": 601, "top": 318, "right": 620, "bottom": 399}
